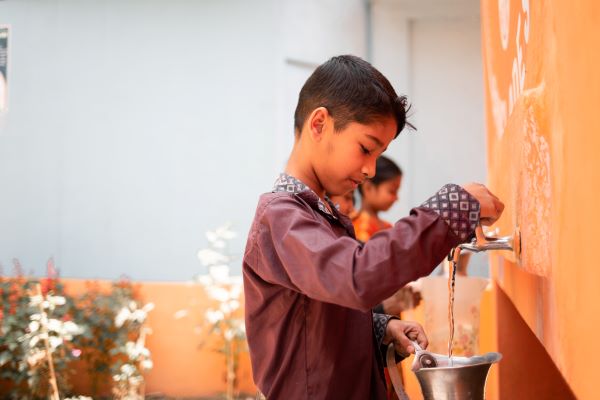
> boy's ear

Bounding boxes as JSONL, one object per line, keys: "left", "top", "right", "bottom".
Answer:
{"left": 308, "top": 107, "right": 329, "bottom": 141}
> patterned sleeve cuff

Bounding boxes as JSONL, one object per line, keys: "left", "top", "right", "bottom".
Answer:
{"left": 373, "top": 313, "right": 405, "bottom": 363}
{"left": 421, "top": 184, "right": 480, "bottom": 241}
{"left": 373, "top": 313, "right": 395, "bottom": 347}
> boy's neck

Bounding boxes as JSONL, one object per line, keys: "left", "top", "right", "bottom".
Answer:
{"left": 285, "top": 143, "right": 326, "bottom": 200}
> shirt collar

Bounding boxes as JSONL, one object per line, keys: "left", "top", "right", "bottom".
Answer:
{"left": 273, "top": 173, "right": 337, "bottom": 219}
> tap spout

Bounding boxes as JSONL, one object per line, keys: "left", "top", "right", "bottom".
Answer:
{"left": 453, "top": 225, "right": 521, "bottom": 262}
{"left": 458, "top": 238, "right": 514, "bottom": 253}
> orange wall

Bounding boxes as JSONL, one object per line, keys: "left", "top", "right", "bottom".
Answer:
{"left": 64, "top": 280, "right": 500, "bottom": 399}
{"left": 64, "top": 279, "right": 256, "bottom": 398}
{"left": 481, "top": 1, "right": 600, "bottom": 398}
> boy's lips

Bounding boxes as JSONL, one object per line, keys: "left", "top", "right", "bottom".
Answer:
{"left": 349, "top": 178, "right": 363, "bottom": 188}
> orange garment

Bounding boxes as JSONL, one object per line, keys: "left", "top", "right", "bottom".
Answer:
{"left": 352, "top": 210, "right": 392, "bottom": 242}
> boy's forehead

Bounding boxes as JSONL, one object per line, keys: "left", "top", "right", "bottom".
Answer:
{"left": 351, "top": 119, "right": 396, "bottom": 146}
{"left": 363, "top": 130, "right": 393, "bottom": 153}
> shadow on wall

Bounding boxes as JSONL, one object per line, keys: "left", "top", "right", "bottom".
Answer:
{"left": 496, "top": 287, "right": 575, "bottom": 400}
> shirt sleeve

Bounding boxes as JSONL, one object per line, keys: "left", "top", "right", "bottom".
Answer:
{"left": 373, "top": 303, "right": 385, "bottom": 314}
{"left": 373, "top": 313, "right": 404, "bottom": 363}
{"left": 373, "top": 313, "right": 394, "bottom": 346}
{"left": 247, "top": 186, "right": 478, "bottom": 311}
{"left": 420, "top": 184, "right": 480, "bottom": 241}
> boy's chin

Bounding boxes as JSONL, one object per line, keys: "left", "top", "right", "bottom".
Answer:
{"left": 327, "top": 184, "right": 354, "bottom": 197}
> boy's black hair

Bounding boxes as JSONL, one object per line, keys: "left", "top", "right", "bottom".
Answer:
{"left": 358, "top": 156, "right": 402, "bottom": 195}
{"left": 294, "top": 55, "right": 413, "bottom": 137}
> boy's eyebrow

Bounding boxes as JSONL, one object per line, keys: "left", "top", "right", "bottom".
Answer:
{"left": 365, "top": 134, "right": 384, "bottom": 147}
{"left": 365, "top": 134, "right": 387, "bottom": 152}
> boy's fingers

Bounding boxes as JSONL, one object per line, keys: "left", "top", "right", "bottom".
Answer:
{"left": 490, "top": 195, "right": 503, "bottom": 212}
{"left": 462, "top": 183, "right": 505, "bottom": 224}
{"left": 480, "top": 197, "right": 505, "bottom": 226}
{"left": 406, "top": 325, "right": 428, "bottom": 350}
{"left": 495, "top": 198, "right": 505, "bottom": 213}
{"left": 480, "top": 217, "right": 497, "bottom": 226}
{"left": 389, "top": 320, "right": 429, "bottom": 355}
{"left": 392, "top": 330, "right": 414, "bottom": 356}
{"left": 396, "top": 331, "right": 413, "bottom": 349}
{"left": 394, "top": 341, "right": 412, "bottom": 357}
{"left": 414, "top": 330, "right": 428, "bottom": 350}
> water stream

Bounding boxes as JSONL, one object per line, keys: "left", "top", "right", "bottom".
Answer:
{"left": 447, "top": 255, "right": 458, "bottom": 366}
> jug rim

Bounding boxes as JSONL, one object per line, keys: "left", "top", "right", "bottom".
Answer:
{"left": 414, "top": 352, "right": 502, "bottom": 372}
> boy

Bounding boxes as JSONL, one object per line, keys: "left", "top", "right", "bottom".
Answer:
{"left": 242, "top": 55, "right": 503, "bottom": 399}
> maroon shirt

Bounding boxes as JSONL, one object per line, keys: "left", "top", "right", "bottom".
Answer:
{"left": 243, "top": 175, "right": 479, "bottom": 399}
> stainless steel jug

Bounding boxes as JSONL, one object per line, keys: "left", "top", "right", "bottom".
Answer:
{"left": 386, "top": 343, "right": 502, "bottom": 400}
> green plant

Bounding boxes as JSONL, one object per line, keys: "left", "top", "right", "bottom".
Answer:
{"left": 0, "top": 271, "right": 34, "bottom": 397}
{"left": 110, "top": 296, "right": 154, "bottom": 400}
{"left": 68, "top": 277, "right": 154, "bottom": 400}
{"left": 20, "top": 283, "right": 84, "bottom": 400}
{"left": 0, "top": 262, "right": 152, "bottom": 400}
{"left": 0, "top": 259, "right": 81, "bottom": 400}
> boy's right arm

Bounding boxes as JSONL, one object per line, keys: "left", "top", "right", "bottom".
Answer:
{"left": 247, "top": 184, "right": 500, "bottom": 311}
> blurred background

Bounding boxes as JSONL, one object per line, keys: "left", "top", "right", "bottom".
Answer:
{"left": 0, "top": 0, "right": 488, "bottom": 280}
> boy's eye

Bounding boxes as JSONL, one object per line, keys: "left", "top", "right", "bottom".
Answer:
{"left": 360, "top": 145, "right": 371, "bottom": 155}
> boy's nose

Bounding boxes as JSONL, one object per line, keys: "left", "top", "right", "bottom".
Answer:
{"left": 361, "top": 160, "right": 376, "bottom": 179}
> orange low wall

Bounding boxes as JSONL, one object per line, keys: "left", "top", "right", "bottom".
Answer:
{"left": 61, "top": 278, "right": 500, "bottom": 398}
{"left": 63, "top": 279, "right": 256, "bottom": 398}
{"left": 481, "top": 0, "right": 600, "bottom": 398}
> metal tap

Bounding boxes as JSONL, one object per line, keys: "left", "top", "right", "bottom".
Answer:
{"left": 450, "top": 225, "right": 521, "bottom": 264}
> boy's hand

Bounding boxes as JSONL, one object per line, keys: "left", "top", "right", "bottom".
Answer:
{"left": 462, "top": 183, "right": 505, "bottom": 225}
{"left": 383, "top": 319, "right": 428, "bottom": 358}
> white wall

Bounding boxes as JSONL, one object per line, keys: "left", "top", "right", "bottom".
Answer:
{"left": 372, "top": 1, "right": 489, "bottom": 275}
{"left": 275, "top": 0, "right": 368, "bottom": 171}
{"left": 0, "top": 0, "right": 284, "bottom": 280}
{"left": 0, "top": 0, "right": 486, "bottom": 280}
{"left": 382, "top": 15, "right": 487, "bottom": 213}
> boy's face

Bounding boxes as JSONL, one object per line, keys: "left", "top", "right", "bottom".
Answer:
{"left": 311, "top": 112, "right": 397, "bottom": 197}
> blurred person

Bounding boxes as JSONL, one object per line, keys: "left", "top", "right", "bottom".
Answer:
{"left": 328, "top": 189, "right": 358, "bottom": 218}
{"left": 352, "top": 155, "right": 402, "bottom": 242}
